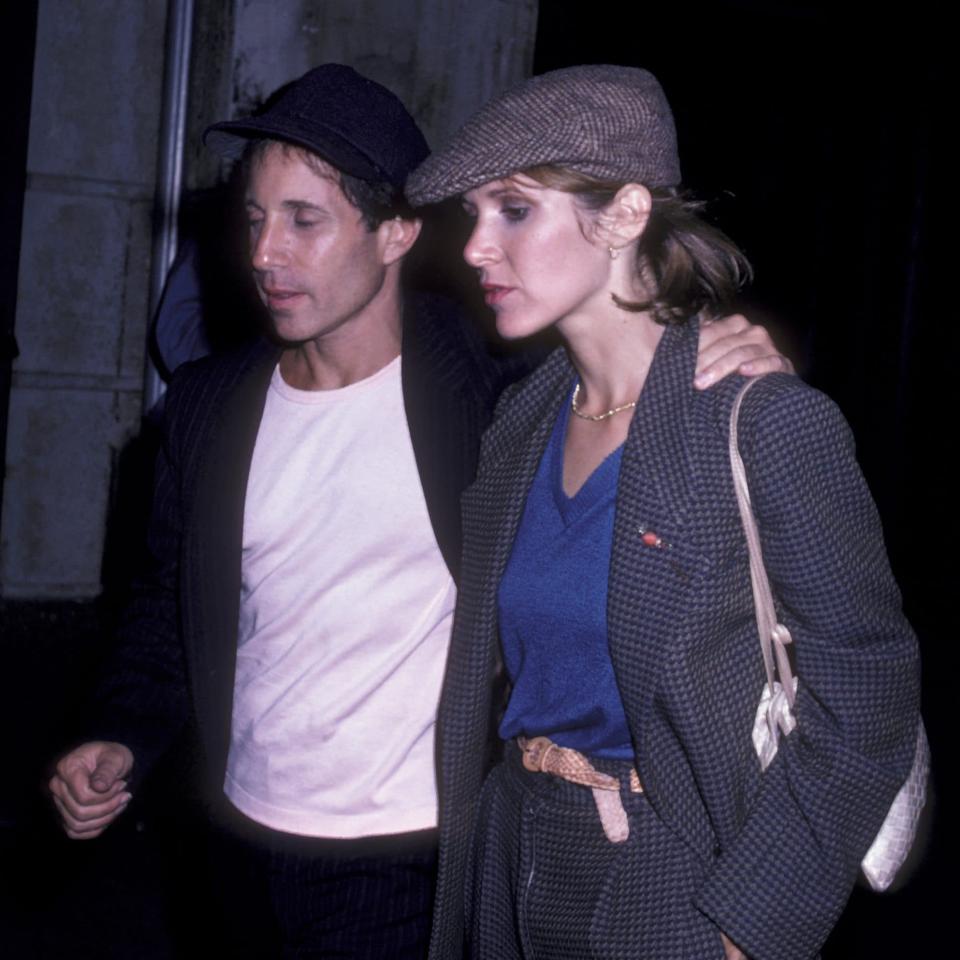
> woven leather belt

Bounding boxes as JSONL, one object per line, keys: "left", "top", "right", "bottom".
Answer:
{"left": 518, "top": 736, "right": 642, "bottom": 843}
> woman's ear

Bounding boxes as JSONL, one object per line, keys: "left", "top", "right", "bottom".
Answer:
{"left": 597, "top": 183, "right": 652, "bottom": 253}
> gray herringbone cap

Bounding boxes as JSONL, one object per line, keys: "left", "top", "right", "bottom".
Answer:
{"left": 406, "top": 64, "right": 681, "bottom": 205}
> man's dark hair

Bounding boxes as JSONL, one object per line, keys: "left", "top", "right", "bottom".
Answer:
{"left": 243, "top": 139, "right": 417, "bottom": 230}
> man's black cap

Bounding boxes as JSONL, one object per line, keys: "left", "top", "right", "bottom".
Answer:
{"left": 203, "top": 64, "right": 429, "bottom": 191}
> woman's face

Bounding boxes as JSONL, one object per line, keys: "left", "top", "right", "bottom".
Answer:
{"left": 461, "top": 175, "right": 612, "bottom": 340}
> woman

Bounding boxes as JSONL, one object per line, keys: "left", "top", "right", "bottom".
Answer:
{"left": 406, "top": 66, "right": 920, "bottom": 960}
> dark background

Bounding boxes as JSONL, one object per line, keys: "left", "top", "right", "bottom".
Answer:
{"left": 2, "top": 1, "right": 948, "bottom": 956}
{"left": 536, "top": 2, "right": 947, "bottom": 955}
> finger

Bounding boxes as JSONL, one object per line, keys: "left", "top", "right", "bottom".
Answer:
{"left": 63, "top": 817, "right": 113, "bottom": 840}
{"left": 695, "top": 324, "right": 769, "bottom": 374}
{"left": 52, "top": 789, "right": 131, "bottom": 831}
{"left": 54, "top": 799, "right": 127, "bottom": 839}
{"left": 90, "top": 752, "right": 129, "bottom": 794}
{"left": 52, "top": 793, "right": 129, "bottom": 839}
{"left": 58, "top": 764, "right": 129, "bottom": 805}
{"left": 694, "top": 342, "right": 769, "bottom": 388}
{"left": 695, "top": 332, "right": 796, "bottom": 387}
{"left": 738, "top": 353, "right": 795, "bottom": 377}
{"left": 699, "top": 312, "right": 750, "bottom": 345}
{"left": 50, "top": 777, "right": 131, "bottom": 822}
{"left": 720, "top": 931, "right": 748, "bottom": 960}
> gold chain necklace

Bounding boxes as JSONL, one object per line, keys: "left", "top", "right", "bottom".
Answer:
{"left": 570, "top": 382, "right": 637, "bottom": 422}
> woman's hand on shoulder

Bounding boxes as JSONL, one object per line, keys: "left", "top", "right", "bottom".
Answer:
{"left": 694, "top": 313, "right": 794, "bottom": 389}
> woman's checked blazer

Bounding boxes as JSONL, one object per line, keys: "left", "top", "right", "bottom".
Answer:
{"left": 429, "top": 318, "right": 921, "bottom": 960}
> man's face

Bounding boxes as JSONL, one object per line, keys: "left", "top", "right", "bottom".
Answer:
{"left": 245, "top": 144, "right": 392, "bottom": 346}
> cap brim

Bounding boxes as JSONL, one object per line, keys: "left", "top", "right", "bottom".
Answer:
{"left": 203, "top": 116, "right": 383, "bottom": 184}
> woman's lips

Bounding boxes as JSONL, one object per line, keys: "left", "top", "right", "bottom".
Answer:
{"left": 481, "top": 284, "right": 513, "bottom": 307}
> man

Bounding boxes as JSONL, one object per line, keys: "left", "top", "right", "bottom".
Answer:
{"left": 49, "top": 64, "right": 788, "bottom": 957}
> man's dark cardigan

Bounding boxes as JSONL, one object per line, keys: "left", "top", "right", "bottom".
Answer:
{"left": 87, "top": 291, "right": 519, "bottom": 801}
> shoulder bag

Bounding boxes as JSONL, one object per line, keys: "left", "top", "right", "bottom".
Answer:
{"left": 729, "top": 376, "right": 929, "bottom": 893}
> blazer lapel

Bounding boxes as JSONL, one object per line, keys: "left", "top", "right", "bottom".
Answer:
{"left": 473, "top": 348, "right": 572, "bottom": 606}
{"left": 400, "top": 294, "right": 490, "bottom": 582}
{"left": 187, "top": 339, "right": 278, "bottom": 769}
{"left": 455, "top": 350, "right": 571, "bottom": 686}
{"left": 606, "top": 321, "right": 706, "bottom": 802}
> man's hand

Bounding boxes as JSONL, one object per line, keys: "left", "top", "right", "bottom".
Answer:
{"left": 721, "top": 931, "right": 748, "bottom": 960}
{"left": 694, "top": 313, "right": 794, "bottom": 389}
{"left": 48, "top": 741, "right": 134, "bottom": 840}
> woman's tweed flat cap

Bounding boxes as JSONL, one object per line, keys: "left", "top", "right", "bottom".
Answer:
{"left": 406, "top": 64, "right": 681, "bottom": 205}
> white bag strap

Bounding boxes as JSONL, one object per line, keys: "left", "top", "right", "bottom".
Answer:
{"left": 729, "top": 377, "right": 797, "bottom": 710}
{"left": 731, "top": 378, "right": 928, "bottom": 893}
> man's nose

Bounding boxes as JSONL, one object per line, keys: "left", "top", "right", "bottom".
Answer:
{"left": 251, "top": 220, "right": 285, "bottom": 271}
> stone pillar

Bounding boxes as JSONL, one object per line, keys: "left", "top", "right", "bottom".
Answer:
{"left": 1, "top": 1, "right": 168, "bottom": 597}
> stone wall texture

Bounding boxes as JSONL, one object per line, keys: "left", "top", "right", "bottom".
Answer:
{"left": 2, "top": 0, "right": 537, "bottom": 598}
{"left": 2, "top": 1, "right": 167, "bottom": 597}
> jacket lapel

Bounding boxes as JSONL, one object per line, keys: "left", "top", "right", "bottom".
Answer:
{"left": 472, "top": 348, "right": 572, "bottom": 604}
{"left": 606, "top": 321, "right": 706, "bottom": 803}
{"left": 452, "top": 350, "right": 572, "bottom": 713}
{"left": 400, "top": 294, "right": 490, "bottom": 582}
{"left": 187, "top": 339, "right": 278, "bottom": 771}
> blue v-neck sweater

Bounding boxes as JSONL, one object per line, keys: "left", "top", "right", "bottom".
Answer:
{"left": 497, "top": 392, "right": 634, "bottom": 760}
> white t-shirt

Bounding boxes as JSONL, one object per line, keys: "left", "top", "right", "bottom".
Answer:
{"left": 224, "top": 357, "right": 456, "bottom": 837}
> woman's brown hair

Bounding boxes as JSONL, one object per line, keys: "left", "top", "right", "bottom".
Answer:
{"left": 525, "top": 166, "right": 752, "bottom": 325}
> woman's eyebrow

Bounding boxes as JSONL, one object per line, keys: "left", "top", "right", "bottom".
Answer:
{"left": 486, "top": 184, "right": 535, "bottom": 201}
